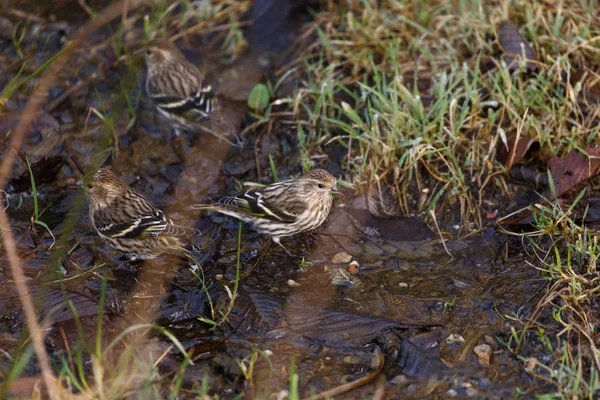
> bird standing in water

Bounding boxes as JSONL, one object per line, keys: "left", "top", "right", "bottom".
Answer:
{"left": 190, "top": 169, "right": 340, "bottom": 256}
{"left": 83, "top": 168, "right": 203, "bottom": 260}
{"left": 144, "top": 39, "right": 242, "bottom": 145}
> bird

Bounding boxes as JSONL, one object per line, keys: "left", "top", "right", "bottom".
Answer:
{"left": 82, "top": 168, "right": 204, "bottom": 260}
{"left": 143, "top": 39, "right": 242, "bottom": 145}
{"left": 189, "top": 169, "right": 340, "bottom": 256}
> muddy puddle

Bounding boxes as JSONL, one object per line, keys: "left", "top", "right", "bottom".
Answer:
{"left": 0, "top": 1, "right": 557, "bottom": 399}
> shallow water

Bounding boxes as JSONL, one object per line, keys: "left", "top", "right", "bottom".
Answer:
{"left": 0, "top": 2, "right": 554, "bottom": 398}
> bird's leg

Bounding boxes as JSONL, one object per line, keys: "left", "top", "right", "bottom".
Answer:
{"left": 256, "top": 239, "right": 272, "bottom": 264}
{"left": 272, "top": 236, "right": 294, "bottom": 257}
{"left": 170, "top": 129, "right": 188, "bottom": 162}
{"left": 197, "top": 125, "right": 245, "bottom": 148}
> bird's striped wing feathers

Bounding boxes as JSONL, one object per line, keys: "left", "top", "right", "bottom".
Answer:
{"left": 147, "top": 65, "right": 217, "bottom": 122}
{"left": 96, "top": 212, "right": 167, "bottom": 238}
{"left": 150, "top": 90, "right": 217, "bottom": 121}
{"left": 208, "top": 183, "right": 305, "bottom": 223}
{"left": 95, "top": 191, "right": 199, "bottom": 239}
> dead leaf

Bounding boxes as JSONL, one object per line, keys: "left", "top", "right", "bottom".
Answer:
{"left": 33, "top": 289, "right": 106, "bottom": 324}
{"left": 0, "top": 111, "right": 59, "bottom": 138}
{"left": 9, "top": 155, "right": 64, "bottom": 192}
{"left": 283, "top": 294, "right": 433, "bottom": 347}
{"left": 509, "top": 165, "right": 549, "bottom": 188}
{"left": 497, "top": 22, "right": 538, "bottom": 72}
{"left": 545, "top": 146, "right": 600, "bottom": 198}
{"left": 498, "top": 132, "right": 538, "bottom": 168}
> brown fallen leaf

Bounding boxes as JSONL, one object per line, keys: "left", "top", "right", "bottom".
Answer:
{"left": 570, "top": 70, "right": 600, "bottom": 116}
{"left": 10, "top": 155, "right": 65, "bottom": 192}
{"left": 497, "top": 22, "right": 538, "bottom": 72}
{"left": 545, "top": 146, "right": 600, "bottom": 198}
{"left": 498, "top": 132, "right": 538, "bottom": 168}
{"left": 0, "top": 110, "right": 59, "bottom": 138}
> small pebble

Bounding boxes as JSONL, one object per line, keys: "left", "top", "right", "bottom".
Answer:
{"left": 466, "top": 388, "right": 478, "bottom": 397}
{"left": 287, "top": 279, "right": 301, "bottom": 287}
{"left": 331, "top": 251, "right": 352, "bottom": 263}
{"left": 390, "top": 375, "right": 409, "bottom": 386}
{"left": 398, "top": 282, "right": 408, "bottom": 287}
{"left": 348, "top": 260, "right": 359, "bottom": 274}
{"left": 445, "top": 334, "right": 465, "bottom": 345}
{"left": 445, "top": 389, "right": 458, "bottom": 397}
{"left": 473, "top": 344, "right": 492, "bottom": 367}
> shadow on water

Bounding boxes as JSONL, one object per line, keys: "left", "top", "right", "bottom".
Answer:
{"left": 0, "top": 1, "right": 552, "bottom": 398}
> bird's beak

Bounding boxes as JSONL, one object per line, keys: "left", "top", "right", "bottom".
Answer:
{"left": 331, "top": 185, "right": 342, "bottom": 195}
{"left": 68, "top": 180, "right": 82, "bottom": 190}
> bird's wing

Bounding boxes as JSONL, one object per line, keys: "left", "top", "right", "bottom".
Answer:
{"left": 208, "top": 184, "right": 307, "bottom": 222}
{"left": 94, "top": 191, "right": 199, "bottom": 238}
{"left": 95, "top": 211, "right": 167, "bottom": 239}
{"left": 147, "top": 68, "right": 217, "bottom": 121}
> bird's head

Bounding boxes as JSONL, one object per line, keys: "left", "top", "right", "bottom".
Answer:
{"left": 298, "top": 169, "right": 340, "bottom": 199}
{"left": 144, "top": 39, "right": 182, "bottom": 69}
{"left": 82, "top": 169, "right": 128, "bottom": 210}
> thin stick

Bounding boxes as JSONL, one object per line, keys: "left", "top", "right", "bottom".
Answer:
{"left": 304, "top": 348, "right": 385, "bottom": 400}
{"left": 44, "top": 80, "right": 85, "bottom": 114}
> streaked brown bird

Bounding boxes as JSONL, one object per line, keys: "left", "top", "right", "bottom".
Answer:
{"left": 83, "top": 168, "right": 203, "bottom": 260}
{"left": 190, "top": 169, "right": 340, "bottom": 256}
{"left": 144, "top": 39, "right": 224, "bottom": 138}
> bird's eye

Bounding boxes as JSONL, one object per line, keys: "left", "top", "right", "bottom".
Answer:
{"left": 146, "top": 49, "right": 152, "bottom": 55}
{"left": 318, "top": 183, "right": 324, "bottom": 189}
{"left": 87, "top": 183, "right": 94, "bottom": 189}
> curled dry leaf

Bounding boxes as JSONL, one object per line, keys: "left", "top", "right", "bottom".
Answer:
{"left": 498, "top": 132, "right": 538, "bottom": 168}
{"left": 500, "top": 147, "right": 600, "bottom": 226}
{"left": 9, "top": 155, "right": 64, "bottom": 192}
{"left": 497, "top": 22, "right": 538, "bottom": 72}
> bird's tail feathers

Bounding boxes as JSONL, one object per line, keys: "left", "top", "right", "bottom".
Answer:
{"left": 179, "top": 223, "right": 222, "bottom": 266}
{"left": 165, "top": 223, "right": 202, "bottom": 236}
{"left": 188, "top": 203, "right": 221, "bottom": 211}
{"left": 189, "top": 195, "right": 237, "bottom": 210}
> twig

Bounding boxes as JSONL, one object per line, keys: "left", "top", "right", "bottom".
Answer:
{"left": 70, "top": 155, "right": 86, "bottom": 176}
{"left": 304, "top": 347, "right": 385, "bottom": 400}
{"left": 44, "top": 80, "right": 85, "bottom": 114}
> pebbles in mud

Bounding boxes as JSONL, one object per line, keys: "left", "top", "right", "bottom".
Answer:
{"left": 347, "top": 260, "right": 359, "bottom": 274}
{"left": 473, "top": 344, "right": 493, "bottom": 367}
{"left": 328, "top": 267, "right": 361, "bottom": 287}
{"left": 445, "top": 333, "right": 465, "bottom": 345}
{"left": 331, "top": 251, "right": 352, "bottom": 264}
{"left": 287, "top": 279, "right": 301, "bottom": 287}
